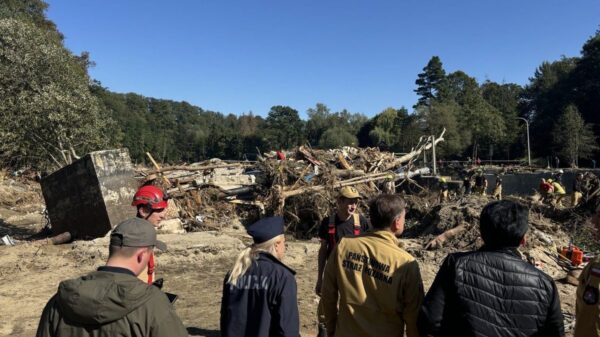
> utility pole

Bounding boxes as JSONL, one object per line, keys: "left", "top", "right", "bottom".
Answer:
{"left": 432, "top": 135, "right": 437, "bottom": 175}
{"left": 515, "top": 117, "right": 531, "bottom": 166}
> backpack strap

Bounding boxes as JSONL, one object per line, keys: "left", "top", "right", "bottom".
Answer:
{"left": 352, "top": 213, "right": 361, "bottom": 236}
{"left": 327, "top": 214, "right": 336, "bottom": 249}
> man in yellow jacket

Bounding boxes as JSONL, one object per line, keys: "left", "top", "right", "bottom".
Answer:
{"left": 574, "top": 204, "right": 600, "bottom": 337}
{"left": 550, "top": 179, "right": 566, "bottom": 207}
{"left": 322, "top": 194, "right": 424, "bottom": 337}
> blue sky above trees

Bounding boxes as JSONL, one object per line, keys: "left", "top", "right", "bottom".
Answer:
{"left": 46, "top": 0, "right": 600, "bottom": 118}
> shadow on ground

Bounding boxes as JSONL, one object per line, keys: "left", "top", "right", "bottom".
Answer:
{"left": 0, "top": 218, "right": 43, "bottom": 239}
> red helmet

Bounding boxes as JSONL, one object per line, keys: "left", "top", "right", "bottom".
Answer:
{"left": 132, "top": 185, "right": 168, "bottom": 209}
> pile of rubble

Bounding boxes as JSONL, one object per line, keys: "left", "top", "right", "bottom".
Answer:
{"left": 137, "top": 131, "right": 446, "bottom": 237}
{"left": 0, "top": 170, "right": 42, "bottom": 209}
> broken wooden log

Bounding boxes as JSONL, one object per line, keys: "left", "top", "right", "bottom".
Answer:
{"left": 146, "top": 162, "right": 254, "bottom": 174}
{"left": 47, "top": 231, "right": 72, "bottom": 245}
{"left": 424, "top": 222, "right": 468, "bottom": 250}
{"left": 282, "top": 172, "right": 395, "bottom": 198}
{"left": 298, "top": 146, "right": 324, "bottom": 166}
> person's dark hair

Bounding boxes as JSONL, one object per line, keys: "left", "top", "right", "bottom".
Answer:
{"left": 479, "top": 200, "right": 528, "bottom": 248}
{"left": 109, "top": 245, "right": 148, "bottom": 258}
{"left": 137, "top": 204, "right": 151, "bottom": 214}
{"left": 369, "top": 194, "right": 406, "bottom": 229}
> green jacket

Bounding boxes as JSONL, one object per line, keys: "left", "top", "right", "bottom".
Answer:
{"left": 36, "top": 268, "right": 188, "bottom": 337}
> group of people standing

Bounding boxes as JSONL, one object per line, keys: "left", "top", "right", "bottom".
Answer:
{"left": 35, "top": 184, "right": 600, "bottom": 337}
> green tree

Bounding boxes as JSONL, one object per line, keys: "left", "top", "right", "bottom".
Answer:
{"left": 443, "top": 71, "right": 506, "bottom": 159}
{"left": 0, "top": 19, "right": 114, "bottom": 170}
{"left": 368, "top": 108, "right": 397, "bottom": 148}
{"left": 414, "top": 56, "right": 446, "bottom": 107}
{"left": 553, "top": 105, "right": 598, "bottom": 167}
{"left": 481, "top": 81, "right": 523, "bottom": 158}
{"left": 238, "top": 112, "right": 263, "bottom": 137}
{"left": 571, "top": 31, "right": 600, "bottom": 133}
{"left": 416, "top": 99, "right": 464, "bottom": 156}
{"left": 0, "top": 0, "right": 59, "bottom": 37}
{"left": 362, "top": 107, "right": 422, "bottom": 152}
{"left": 306, "top": 103, "right": 331, "bottom": 146}
{"left": 263, "top": 105, "right": 305, "bottom": 150}
{"left": 522, "top": 57, "right": 577, "bottom": 157}
{"left": 318, "top": 127, "right": 358, "bottom": 148}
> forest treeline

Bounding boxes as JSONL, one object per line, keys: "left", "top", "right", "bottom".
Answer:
{"left": 1, "top": 1, "right": 599, "bottom": 170}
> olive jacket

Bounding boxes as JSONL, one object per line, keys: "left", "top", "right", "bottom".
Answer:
{"left": 36, "top": 267, "right": 187, "bottom": 337}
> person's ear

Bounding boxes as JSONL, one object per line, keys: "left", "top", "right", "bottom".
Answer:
{"left": 136, "top": 250, "right": 143, "bottom": 264}
{"left": 136, "top": 248, "right": 149, "bottom": 264}
{"left": 138, "top": 207, "right": 147, "bottom": 218}
{"left": 391, "top": 216, "right": 402, "bottom": 232}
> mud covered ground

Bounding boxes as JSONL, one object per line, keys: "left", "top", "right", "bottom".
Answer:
{"left": 0, "top": 177, "right": 583, "bottom": 337}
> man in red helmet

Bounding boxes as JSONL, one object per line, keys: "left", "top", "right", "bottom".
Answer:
{"left": 131, "top": 185, "right": 169, "bottom": 284}
{"left": 132, "top": 185, "right": 169, "bottom": 227}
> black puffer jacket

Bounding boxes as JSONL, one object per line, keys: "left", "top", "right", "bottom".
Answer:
{"left": 418, "top": 247, "right": 564, "bottom": 337}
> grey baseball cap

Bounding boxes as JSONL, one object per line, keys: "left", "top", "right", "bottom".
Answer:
{"left": 110, "top": 218, "right": 167, "bottom": 251}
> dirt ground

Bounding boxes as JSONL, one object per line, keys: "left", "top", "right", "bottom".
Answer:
{"left": 0, "top": 179, "right": 582, "bottom": 337}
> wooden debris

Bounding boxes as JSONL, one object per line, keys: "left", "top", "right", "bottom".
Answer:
{"left": 135, "top": 131, "right": 445, "bottom": 234}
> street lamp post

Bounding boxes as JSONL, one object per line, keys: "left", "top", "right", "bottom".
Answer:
{"left": 515, "top": 117, "right": 531, "bottom": 167}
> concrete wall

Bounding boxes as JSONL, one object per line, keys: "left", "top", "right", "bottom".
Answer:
{"left": 483, "top": 170, "right": 600, "bottom": 195}
{"left": 418, "top": 169, "right": 600, "bottom": 196}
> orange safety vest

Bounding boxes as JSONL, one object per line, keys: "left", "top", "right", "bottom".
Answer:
{"left": 328, "top": 213, "right": 361, "bottom": 250}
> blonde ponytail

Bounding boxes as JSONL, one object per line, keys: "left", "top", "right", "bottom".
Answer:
{"left": 227, "top": 234, "right": 283, "bottom": 286}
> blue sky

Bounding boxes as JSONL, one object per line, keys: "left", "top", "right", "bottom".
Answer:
{"left": 46, "top": 1, "right": 600, "bottom": 118}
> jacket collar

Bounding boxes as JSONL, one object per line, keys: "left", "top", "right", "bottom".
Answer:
{"left": 97, "top": 266, "right": 136, "bottom": 276}
{"left": 258, "top": 252, "right": 296, "bottom": 275}
{"left": 369, "top": 229, "right": 400, "bottom": 245}
{"left": 479, "top": 245, "right": 521, "bottom": 257}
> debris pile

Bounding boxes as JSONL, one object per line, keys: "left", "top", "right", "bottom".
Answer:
{"left": 137, "top": 131, "right": 446, "bottom": 237}
{"left": 0, "top": 171, "right": 42, "bottom": 208}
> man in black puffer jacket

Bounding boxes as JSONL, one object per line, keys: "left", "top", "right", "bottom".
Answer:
{"left": 418, "top": 200, "right": 564, "bottom": 337}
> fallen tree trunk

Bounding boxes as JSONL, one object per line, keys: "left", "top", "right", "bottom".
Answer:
{"left": 282, "top": 172, "right": 395, "bottom": 198}
{"left": 146, "top": 162, "right": 254, "bottom": 175}
{"left": 424, "top": 223, "right": 468, "bottom": 250}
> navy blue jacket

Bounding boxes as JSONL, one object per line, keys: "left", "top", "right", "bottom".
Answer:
{"left": 220, "top": 252, "right": 300, "bottom": 337}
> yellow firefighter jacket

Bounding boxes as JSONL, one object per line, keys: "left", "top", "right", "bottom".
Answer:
{"left": 322, "top": 230, "right": 424, "bottom": 337}
{"left": 575, "top": 255, "right": 600, "bottom": 337}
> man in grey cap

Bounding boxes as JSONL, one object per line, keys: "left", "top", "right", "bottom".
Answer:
{"left": 36, "top": 218, "right": 188, "bottom": 337}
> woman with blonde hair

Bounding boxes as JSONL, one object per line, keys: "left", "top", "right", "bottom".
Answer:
{"left": 220, "top": 216, "right": 300, "bottom": 337}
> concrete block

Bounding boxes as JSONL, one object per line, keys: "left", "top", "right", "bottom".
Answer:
{"left": 41, "top": 149, "right": 138, "bottom": 239}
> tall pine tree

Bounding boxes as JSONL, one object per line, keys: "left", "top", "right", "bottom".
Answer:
{"left": 414, "top": 56, "right": 446, "bottom": 107}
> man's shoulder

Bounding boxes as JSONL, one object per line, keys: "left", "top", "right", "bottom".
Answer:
{"left": 257, "top": 253, "right": 296, "bottom": 276}
{"left": 340, "top": 233, "right": 416, "bottom": 261}
{"left": 452, "top": 250, "right": 556, "bottom": 284}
